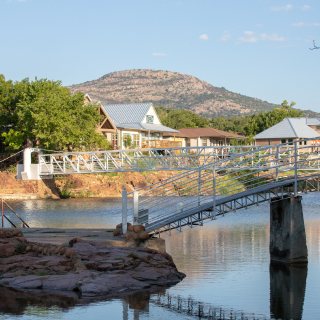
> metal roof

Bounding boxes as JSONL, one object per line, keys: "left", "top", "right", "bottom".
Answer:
{"left": 101, "top": 102, "right": 178, "bottom": 133}
{"left": 102, "top": 103, "right": 152, "bottom": 124}
{"left": 254, "top": 118, "right": 320, "bottom": 139}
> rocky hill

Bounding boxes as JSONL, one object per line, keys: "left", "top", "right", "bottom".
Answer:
{"left": 68, "top": 69, "right": 318, "bottom": 118}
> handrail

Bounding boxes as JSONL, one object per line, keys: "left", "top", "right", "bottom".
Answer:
{"left": 120, "top": 138, "right": 320, "bottom": 234}
{"left": 1, "top": 199, "right": 30, "bottom": 228}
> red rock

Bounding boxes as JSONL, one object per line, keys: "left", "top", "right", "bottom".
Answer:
{"left": 5, "top": 231, "right": 12, "bottom": 238}
{"left": 113, "top": 229, "right": 120, "bottom": 236}
{"left": 139, "top": 231, "right": 149, "bottom": 241}
{"left": 133, "top": 226, "right": 141, "bottom": 233}
{"left": 60, "top": 248, "right": 66, "bottom": 255}
{"left": 123, "top": 232, "right": 132, "bottom": 240}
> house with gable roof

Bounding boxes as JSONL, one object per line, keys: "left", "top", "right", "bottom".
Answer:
{"left": 97, "top": 101, "right": 179, "bottom": 149}
{"left": 253, "top": 117, "right": 320, "bottom": 145}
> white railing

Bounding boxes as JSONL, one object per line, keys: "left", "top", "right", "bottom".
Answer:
{"left": 38, "top": 143, "right": 320, "bottom": 175}
{"left": 120, "top": 138, "right": 320, "bottom": 234}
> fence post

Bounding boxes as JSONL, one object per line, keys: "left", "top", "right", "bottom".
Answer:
{"left": 133, "top": 187, "right": 139, "bottom": 225}
{"left": 198, "top": 168, "right": 201, "bottom": 205}
{"left": 213, "top": 166, "right": 216, "bottom": 219}
{"left": 1, "top": 199, "right": 3, "bottom": 228}
{"left": 122, "top": 187, "right": 128, "bottom": 234}
{"left": 294, "top": 141, "right": 298, "bottom": 197}
{"left": 276, "top": 145, "right": 279, "bottom": 181}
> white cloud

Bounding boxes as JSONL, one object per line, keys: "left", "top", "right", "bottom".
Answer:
{"left": 238, "top": 31, "right": 258, "bottom": 43}
{"left": 260, "top": 33, "right": 286, "bottom": 41}
{"left": 292, "top": 22, "right": 320, "bottom": 27}
{"left": 238, "top": 31, "right": 286, "bottom": 43}
{"left": 199, "top": 34, "right": 209, "bottom": 40}
{"left": 301, "top": 5, "right": 311, "bottom": 10}
{"left": 152, "top": 53, "right": 168, "bottom": 56}
{"left": 220, "top": 32, "right": 231, "bottom": 41}
{"left": 271, "top": 4, "right": 292, "bottom": 11}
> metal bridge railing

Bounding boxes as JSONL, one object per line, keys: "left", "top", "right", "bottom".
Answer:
{"left": 120, "top": 138, "right": 320, "bottom": 234}
{"left": 37, "top": 143, "right": 319, "bottom": 175}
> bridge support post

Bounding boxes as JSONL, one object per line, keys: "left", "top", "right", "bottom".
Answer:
{"left": 122, "top": 187, "right": 128, "bottom": 234}
{"left": 270, "top": 196, "right": 308, "bottom": 264}
{"left": 133, "top": 188, "right": 138, "bottom": 225}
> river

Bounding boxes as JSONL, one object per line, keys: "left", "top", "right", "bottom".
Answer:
{"left": 1, "top": 193, "right": 320, "bottom": 320}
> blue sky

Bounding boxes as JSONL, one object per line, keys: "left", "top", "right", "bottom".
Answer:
{"left": 1, "top": 0, "right": 319, "bottom": 112}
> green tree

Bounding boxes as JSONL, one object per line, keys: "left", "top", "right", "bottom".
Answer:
{"left": 155, "top": 107, "right": 210, "bottom": 129}
{"left": 243, "top": 100, "right": 302, "bottom": 138}
{"left": 0, "top": 76, "right": 109, "bottom": 151}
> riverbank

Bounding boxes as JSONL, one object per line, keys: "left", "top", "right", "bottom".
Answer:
{"left": 0, "top": 229, "right": 185, "bottom": 298}
{"left": 0, "top": 171, "right": 178, "bottom": 199}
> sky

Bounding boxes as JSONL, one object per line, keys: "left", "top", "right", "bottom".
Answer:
{"left": 1, "top": 0, "right": 319, "bottom": 112}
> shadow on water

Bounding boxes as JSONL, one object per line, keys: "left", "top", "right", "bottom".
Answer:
{"left": 270, "top": 263, "right": 308, "bottom": 320}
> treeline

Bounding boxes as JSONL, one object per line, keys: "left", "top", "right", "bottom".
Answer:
{"left": 156, "top": 101, "right": 303, "bottom": 139}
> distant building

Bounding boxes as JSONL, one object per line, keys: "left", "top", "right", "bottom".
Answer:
{"left": 163, "top": 127, "right": 246, "bottom": 148}
{"left": 89, "top": 97, "right": 179, "bottom": 149}
{"left": 254, "top": 118, "right": 320, "bottom": 145}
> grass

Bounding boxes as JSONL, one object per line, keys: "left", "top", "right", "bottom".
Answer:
{"left": 106, "top": 230, "right": 114, "bottom": 232}
{"left": 128, "top": 253, "right": 138, "bottom": 259}
{"left": 38, "top": 272, "right": 48, "bottom": 276}
{"left": 83, "top": 234, "right": 99, "bottom": 237}
{"left": 23, "top": 230, "right": 41, "bottom": 233}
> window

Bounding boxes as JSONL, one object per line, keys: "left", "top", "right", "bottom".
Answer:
{"left": 142, "top": 132, "right": 147, "bottom": 140}
{"left": 281, "top": 139, "right": 286, "bottom": 144}
{"left": 154, "top": 133, "right": 160, "bottom": 140}
{"left": 201, "top": 139, "right": 207, "bottom": 146}
{"left": 133, "top": 134, "right": 140, "bottom": 147}
{"left": 111, "top": 133, "right": 118, "bottom": 148}
{"left": 219, "top": 140, "right": 223, "bottom": 146}
{"left": 288, "top": 139, "right": 293, "bottom": 145}
{"left": 146, "top": 115, "right": 154, "bottom": 124}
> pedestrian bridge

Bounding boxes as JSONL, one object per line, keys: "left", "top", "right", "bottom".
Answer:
{"left": 31, "top": 142, "right": 320, "bottom": 176}
{"left": 122, "top": 139, "right": 320, "bottom": 236}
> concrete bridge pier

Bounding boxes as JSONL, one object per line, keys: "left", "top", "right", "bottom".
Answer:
{"left": 270, "top": 196, "right": 308, "bottom": 264}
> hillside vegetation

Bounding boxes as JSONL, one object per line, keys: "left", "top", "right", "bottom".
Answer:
{"left": 68, "top": 69, "right": 319, "bottom": 118}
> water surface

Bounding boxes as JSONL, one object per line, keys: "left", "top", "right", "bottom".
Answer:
{"left": 1, "top": 193, "right": 320, "bottom": 319}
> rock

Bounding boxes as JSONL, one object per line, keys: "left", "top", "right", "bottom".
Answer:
{"left": 0, "top": 243, "right": 15, "bottom": 257}
{"left": 133, "top": 226, "right": 141, "bottom": 233}
{"left": 43, "top": 247, "right": 48, "bottom": 255}
{"left": 16, "top": 237, "right": 27, "bottom": 243}
{"left": 5, "top": 231, "right": 12, "bottom": 238}
{"left": 140, "top": 225, "right": 146, "bottom": 231}
{"left": 139, "top": 231, "right": 150, "bottom": 241}
{"left": 55, "top": 247, "right": 61, "bottom": 254}
{"left": 12, "top": 230, "right": 20, "bottom": 237}
{"left": 60, "top": 248, "right": 66, "bottom": 255}
{"left": 113, "top": 229, "right": 121, "bottom": 236}
{"left": 133, "top": 235, "right": 139, "bottom": 241}
{"left": 128, "top": 225, "right": 134, "bottom": 231}
{"left": 116, "top": 223, "right": 122, "bottom": 229}
{"left": 38, "top": 246, "right": 43, "bottom": 253}
{"left": 123, "top": 232, "right": 132, "bottom": 240}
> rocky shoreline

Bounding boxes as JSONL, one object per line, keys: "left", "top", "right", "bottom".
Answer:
{"left": 0, "top": 170, "right": 178, "bottom": 199}
{"left": 0, "top": 229, "right": 185, "bottom": 297}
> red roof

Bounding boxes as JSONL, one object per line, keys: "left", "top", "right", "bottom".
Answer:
{"left": 163, "top": 127, "right": 246, "bottom": 139}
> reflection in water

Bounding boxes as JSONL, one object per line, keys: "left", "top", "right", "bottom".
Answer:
{"left": 1, "top": 194, "right": 320, "bottom": 319}
{"left": 270, "top": 263, "right": 308, "bottom": 320}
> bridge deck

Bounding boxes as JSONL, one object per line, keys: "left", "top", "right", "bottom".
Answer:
{"left": 145, "top": 175, "right": 313, "bottom": 233}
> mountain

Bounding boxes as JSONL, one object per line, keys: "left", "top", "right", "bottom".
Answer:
{"left": 68, "top": 69, "right": 319, "bottom": 118}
